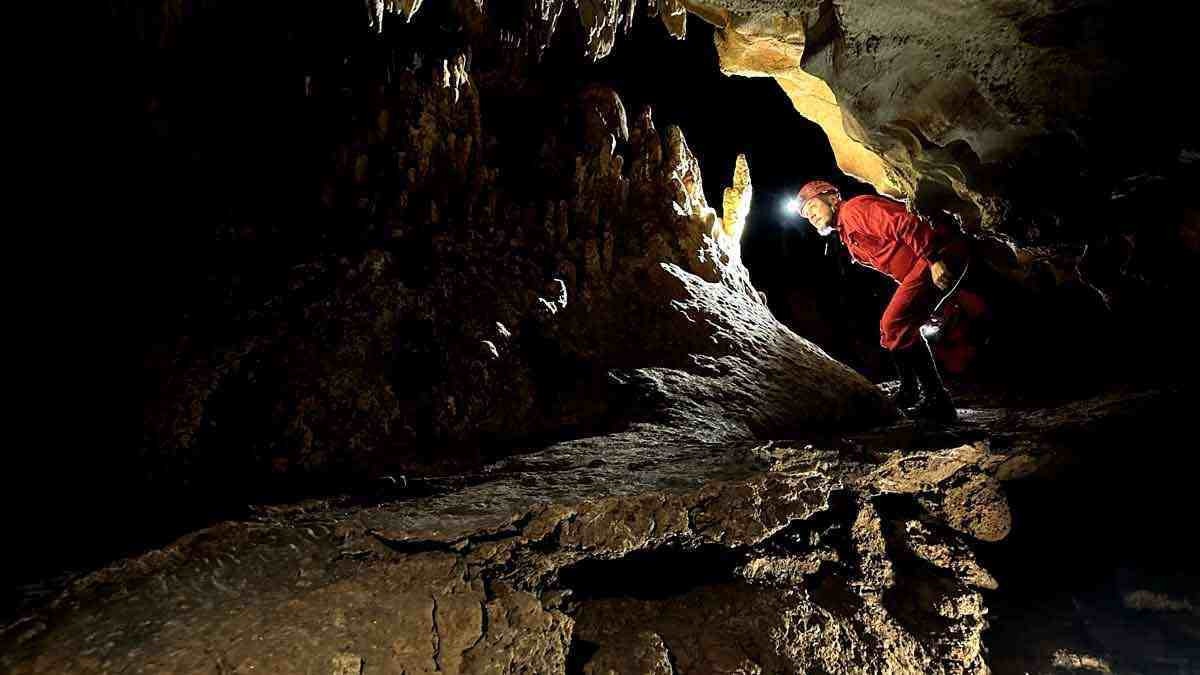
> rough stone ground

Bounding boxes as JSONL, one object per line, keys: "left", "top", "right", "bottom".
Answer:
{"left": 7, "top": 387, "right": 1193, "bottom": 674}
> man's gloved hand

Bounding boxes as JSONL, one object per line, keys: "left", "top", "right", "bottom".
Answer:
{"left": 930, "top": 260, "right": 953, "bottom": 290}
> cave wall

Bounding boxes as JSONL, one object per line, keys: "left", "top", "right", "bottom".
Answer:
{"left": 137, "top": 0, "right": 889, "bottom": 501}
{"left": 700, "top": 0, "right": 1196, "bottom": 226}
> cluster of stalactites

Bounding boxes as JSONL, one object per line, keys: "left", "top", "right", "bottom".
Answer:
{"left": 370, "top": 0, "right": 698, "bottom": 60}
{"left": 367, "top": 0, "right": 423, "bottom": 33}
{"left": 575, "top": 0, "right": 697, "bottom": 59}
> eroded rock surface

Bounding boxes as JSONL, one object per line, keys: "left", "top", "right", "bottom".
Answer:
{"left": 141, "top": 28, "right": 886, "bottom": 491}
{"left": 14, "top": 390, "right": 1180, "bottom": 674}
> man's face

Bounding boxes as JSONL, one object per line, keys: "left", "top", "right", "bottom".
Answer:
{"left": 802, "top": 194, "right": 837, "bottom": 236}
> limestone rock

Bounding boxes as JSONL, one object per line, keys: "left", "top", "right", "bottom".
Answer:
{"left": 330, "top": 654, "right": 364, "bottom": 675}
{"left": 577, "top": 0, "right": 639, "bottom": 60}
{"left": 20, "top": 390, "right": 1164, "bottom": 674}
{"left": 897, "top": 519, "right": 997, "bottom": 591}
{"left": 659, "top": 0, "right": 687, "bottom": 38}
{"left": 142, "top": 53, "right": 886, "bottom": 492}
{"left": 720, "top": 153, "right": 751, "bottom": 239}
{"left": 582, "top": 631, "right": 674, "bottom": 674}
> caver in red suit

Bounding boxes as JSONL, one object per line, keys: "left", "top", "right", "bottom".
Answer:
{"left": 795, "top": 180, "right": 965, "bottom": 422}
{"left": 836, "top": 194, "right": 968, "bottom": 351}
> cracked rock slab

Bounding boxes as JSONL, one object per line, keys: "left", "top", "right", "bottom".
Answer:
{"left": 5, "top": 391, "right": 1167, "bottom": 674}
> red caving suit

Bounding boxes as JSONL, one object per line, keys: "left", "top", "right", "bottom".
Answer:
{"left": 836, "top": 195, "right": 958, "bottom": 351}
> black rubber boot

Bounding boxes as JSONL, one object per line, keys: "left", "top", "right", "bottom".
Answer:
{"left": 889, "top": 349, "right": 920, "bottom": 409}
{"left": 907, "top": 342, "right": 958, "bottom": 423}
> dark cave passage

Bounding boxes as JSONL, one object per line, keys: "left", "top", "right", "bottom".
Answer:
{"left": 978, "top": 388, "right": 1200, "bottom": 673}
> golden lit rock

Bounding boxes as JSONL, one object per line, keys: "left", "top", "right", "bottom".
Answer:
{"left": 660, "top": 0, "right": 688, "bottom": 38}
{"left": 713, "top": 14, "right": 906, "bottom": 201}
{"left": 720, "top": 153, "right": 751, "bottom": 239}
{"left": 682, "top": 0, "right": 730, "bottom": 30}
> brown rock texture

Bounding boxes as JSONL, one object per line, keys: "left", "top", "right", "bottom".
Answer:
{"left": 703, "top": 1, "right": 1191, "bottom": 220}
{"left": 14, "top": 390, "right": 1178, "bottom": 673}
{"left": 140, "top": 22, "right": 888, "bottom": 488}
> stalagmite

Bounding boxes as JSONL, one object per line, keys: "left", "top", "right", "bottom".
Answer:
{"left": 720, "top": 153, "right": 751, "bottom": 239}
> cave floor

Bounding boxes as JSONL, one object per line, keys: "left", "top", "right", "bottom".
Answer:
{"left": 7, "top": 386, "right": 1197, "bottom": 673}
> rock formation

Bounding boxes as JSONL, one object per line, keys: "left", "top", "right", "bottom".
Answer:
{"left": 701, "top": 0, "right": 1199, "bottom": 363}
{"left": 139, "top": 4, "right": 888, "bottom": 490}
{"left": 17, "top": 388, "right": 1188, "bottom": 673}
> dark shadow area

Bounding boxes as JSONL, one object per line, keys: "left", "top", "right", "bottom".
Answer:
{"left": 559, "top": 543, "right": 746, "bottom": 601}
{"left": 978, "top": 388, "right": 1200, "bottom": 673}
